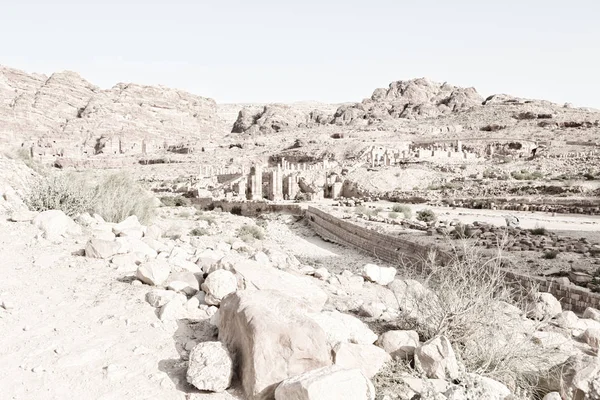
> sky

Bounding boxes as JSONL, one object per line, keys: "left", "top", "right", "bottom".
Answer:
{"left": 1, "top": 0, "right": 598, "bottom": 107}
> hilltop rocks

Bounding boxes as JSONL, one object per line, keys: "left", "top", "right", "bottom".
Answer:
{"left": 231, "top": 104, "right": 325, "bottom": 134}
{"left": 0, "top": 65, "right": 218, "bottom": 154}
{"left": 218, "top": 290, "right": 331, "bottom": 400}
{"left": 274, "top": 366, "right": 375, "bottom": 400}
{"left": 332, "top": 78, "right": 483, "bottom": 125}
{"left": 186, "top": 341, "right": 234, "bottom": 392}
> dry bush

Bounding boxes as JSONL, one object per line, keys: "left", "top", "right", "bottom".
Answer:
{"left": 237, "top": 224, "right": 265, "bottom": 242}
{"left": 395, "top": 238, "right": 559, "bottom": 396}
{"left": 27, "top": 173, "right": 96, "bottom": 217}
{"left": 392, "top": 204, "right": 412, "bottom": 219}
{"left": 93, "top": 172, "right": 156, "bottom": 224}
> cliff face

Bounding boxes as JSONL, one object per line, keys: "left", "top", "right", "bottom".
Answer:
{"left": 0, "top": 66, "right": 219, "bottom": 155}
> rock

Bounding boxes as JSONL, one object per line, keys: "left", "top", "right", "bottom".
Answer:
{"left": 362, "top": 264, "right": 396, "bottom": 286}
{"left": 542, "top": 393, "right": 561, "bottom": 400}
{"left": 376, "top": 330, "right": 419, "bottom": 360}
{"left": 9, "top": 210, "right": 38, "bottom": 222}
{"left": 116, "top": 237, "right": 158, "bottom": 259}
{"left": 314, "top": 268, "right": 330, "bottom": 280}
{"left": 583, "top": 307, "right": 600, "bottom": 322}
{"left": 136, "top": 260, "right": 171, "bottom": 286}
{"left": 233, "top": 260, "right": 328, "bottom": 313}
{"left": 32, "top": 210, "right": 82, "bottom": 241}
{"left": 143, "top": 238, "right": 168, "bottom": 253}
{"left": 274, "top": 365, "right": 375, "bottom": 400}
{"left": 555, "top": 310, "right": 579, "bottom": 330}
{"left": 196, "top": 249, "right": 225, "bottom": 273}
{"left": 398, "top": 376, "right": 450, "bottom": 399}
{"left": 112, "top": 215, "right": 143, "bottom": 236}
{"left": 333, "top": 343, "right": 391, "bottom": 378}
{"left": 309, "top": 310, "right": 378, "bottom": 347}
{"left": 358, "top": 302, "right": 386, "bottom": 319}
{"left": 201, "top": 270, "right": 238, "bottom": 306}
{"left": 90, "top": 228, "right": 116, "bottom": 241}
{"left": 158, "top": 295, "right": 187, "bottom": 321}
{"left": 526, "top": 293, "right": 562, "bottom": 320}
{"left": 414, "top": 336, "right": 459, "bottom": 380}
{"left": 167, "top": 271, "right": 200, "bottom": 295}
{"left": 215, "top": 241, "right": 232, "bottom": 253}
{"left": 582, "top": 328, "right": 600, "bottom": 350}
{"left": 218, "top": 290, "right": 331, "bottom": 400}
{"left": 145, "top": 289, "right": 178, "bottom": 308}
{"left": 253, "top": 251, "right": 270, "bottom": 266}
{"left": 552, "top": 354, "right": 600, "bottom": 399}
{"left": 85, "top": 239, "right": 121, "bottom": 259}
{"left": 186, "top": 341, "right": 234, "bottom": 392}
{"left": 110, "top": 253, "right": 141, "bottom": 272}
{"left": 145, "top": 225, "right": 163, "bottom": 240}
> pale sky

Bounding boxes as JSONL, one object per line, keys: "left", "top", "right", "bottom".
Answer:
{"left": 1, "top": 0, "right": 598, "bottom": 107}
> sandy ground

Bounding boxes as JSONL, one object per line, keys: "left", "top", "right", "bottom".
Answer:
{"left": 0, "top": 211, "right": 393, "bottom": 400}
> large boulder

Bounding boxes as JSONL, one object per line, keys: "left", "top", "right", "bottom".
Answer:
{"left": 362, "top": 264, "right": 396, "bottom": 286}
{"left": 85, "top": 238, "right": 121, "bottom": 259}
{"left": 186, "top": 341, "right": 234, "bottom": 392}
{"left": 201, "top": 270, "right": 238, "bottom": 306}
{"left": 549, "top": 354, "right": 600, "bottom": 399}
{"left": 308, "top": 310, "right": 378, "bottom": 348}
{"left": 218, "top": 290, "right": 331, "bottom": 400}
{"left": 414, "top": 336, "right": 460, "bottom": 380}
{"left": 233, "top": 260, "right": 327, "bottom": 313}
{"left": 32, "top": 210, "right": 82, "bottom": 241}
{"left": 583, "top": 307, "right": 600, "bottom": 323}
{"left": 136, "top": 260, "right": 171, "bottom": 286}
{"left": 333, "top": 343, "right": 391, "bottom": 378}
{"left": 274, "top": 365, "right": 375, "bottom": 400}
{"left": 376, "top": 330, "right": 419, "bottom": 360}
{"left": 167, "top": 271, "right": 200, "bottom": 295}
{"left": 112, "top": 215, "right": 143, "bottom": 237}
{"left": 526, "top": 293, "right": 562, "bottom": 320}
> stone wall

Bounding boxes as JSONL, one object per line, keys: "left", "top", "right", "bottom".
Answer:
{"left": 305, "top": 206, "right": 600, "bottom": 313}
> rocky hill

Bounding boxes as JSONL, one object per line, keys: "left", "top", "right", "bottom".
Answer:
{"left": 0, "top": 66, "right": 219, "bottom": 156}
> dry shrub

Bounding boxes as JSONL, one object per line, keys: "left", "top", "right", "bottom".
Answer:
{"left": 237, "top": 224, "right": 264, "bottom": 242}
{"left": 27, "top": 173, "right": 96, "bottom": 217}
{"left": 93, "top": 172, "right": 156, "bottom": 224}
{"left": 395, "top": 238, "right": 559, "bottom": 396}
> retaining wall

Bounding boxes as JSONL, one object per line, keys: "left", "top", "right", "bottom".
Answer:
{"left": 305, "top": 206, "right": 600, "bottom": 313}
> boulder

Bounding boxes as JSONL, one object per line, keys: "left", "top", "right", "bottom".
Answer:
{"left": 583, "top": 307, "right": 600, "bottom": 322}
{"left": 333, "top": 343, "right": 391, "bottom": 378}
{"left": 218, "top": 290, "right": 331, "bottom": 400}
{"left": 90, "top": 228, "right": 116, "bottom": 241}
{"left": 186, "top": 341, "right": 234, "bottom": 392}
{"left": 274, "top": 365, "right": 375, "bottom": 400}
{"left": 308, "top": 310, "right": 378, "bottom": 347}
{"left": 136, "top": 260, "right": 171, "bottom": 286}
{"left": 526, "top": 293, "right": 562, "bottom": 320}
{"left": 110, "top": 253, "right": 142, "bottom": 272}
{"left": 398, "top": 376, "right": 450, "bottom": 399}
{"left": 542, "top": 393, "right": 561, "bottom": 400}
{"left": 414, "top": 336, "right": 460, "bottom": 380}
{"left": 146, "top": 289, "right": 179, "bottom": 308}
{"left": 167, "top": 271, "right": 200, "bottom": 295}
{"left": 233, "top": 260, "right": 327, "bottom": 313}
{"left": 555, "top": 310, "right": 579, "bottom": 330}
{"left": 582, "top": 328, "right": 600, "bottom": 351}
{"left": 362, "top": 264, "right": 396, "bottom": 286}
{"left": 376, "top": 330, "right": 419, "bottom": 360}
{"left": 196, "top": 249, "right": 225, "bottom": 273}
{"left": 112, "top": 215, "right": 143, "bottom": 236}
{"left": 201, "top": 270, "right": 238, "bottom": 306}
{"left": 9, "top": 210, "right": 38, "bottom": 222}
{"left": 32, "top": 210, "right": 82, "bottom": 241}
{"left": 85, "top": 239, "right": 121, "bottom": 259}
{"left": 116, "top": 237, "right": 158, "bottom": 259}
{"left": 145, "top": 224, "right": 163, "bottom": 240}
{"left": 158, "top": 294, "right": 187, "bottom": 321}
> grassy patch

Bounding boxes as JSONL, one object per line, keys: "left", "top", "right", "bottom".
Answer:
{"left": 392, "top": 204, "right": 412, "bottom": 219}
{"left": 160, "top": 195, "right": 191, "bottom": 207}
{"left": 190, "top": 227, "right": 209, "bottom": 236}
{"left": 416, "top": 209, "right": 436, "bottom": 223}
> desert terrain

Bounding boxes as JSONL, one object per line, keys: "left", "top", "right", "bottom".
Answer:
{"left": 2, "top": 65, "right": 600, "bottom": 400}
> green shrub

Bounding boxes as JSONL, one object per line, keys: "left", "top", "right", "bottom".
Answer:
{"left": 529, "top": 226, "right": 548, "bottom": 236}
{"left": 453, "top": 223, "right": 473, "bottom": 239}
{"left": 392, "top": 204, "right": 412, "bottom": 219}
{"left": 93, "top": 172, "right": 156, "bottom": 224}
{"left": 27, "top": 173, "right": 96, "bottom": 217}
{"left": 190, "top": 227, "right": 209, "bottom": 236}
{"left": 237, "top": 224, "right": 265, "bottom": 242}
{"left": 197, "top": 214, "right": 217, "bottom": 226}
{"left": 388, "top": 212, "right": 399, "bottom": 219}
{"left": 355, "top": 205, "right": 378, "bottom": 217}
{"left": 416, "top": 209, "right": 437, "bottom": 223}
{"left": 160, "top": 195, "right": 191, "bottom": 207}
{"left": 542, "top": 250, "right": 559, "bottom": 259}
{"left": 230, "top": 205, "right": 243, "bottom": 215}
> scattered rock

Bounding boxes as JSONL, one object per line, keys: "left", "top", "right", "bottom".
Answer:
{"left": 414, "top": 336, "right": 460, "bottom": 380}
{"left": 32, "top": 210, "right": 82, "bottom": 241}
{"left": 376, "top": 330, "right": 419, "bottom": 360}
{"left": 526, "top": 293, "right": 562, "bottom": 320}
{"left": 85, "top": 239, "right": 121, "bottom": 259}
{"left": 201, "top": 270, "right": 238, "bottom": 306}
{"left": 136, "top": 260, "right": 171, "bottom": 286}
{"left": 186, "top": 341, "right": 234, "bottom": 392}
{"left": 166, "top": 271, "right": 200, "bottom": 295}
{"left": 583, "top": 307, "right": 600, "bottom": 322}
{"left": 362, "top": 264, "right": 396, "bottom": 286}
{"left": 309, "top": 310, "right": 378, "bottom": 347}
{"left": 333, "top": 342, "right": 391, "bottom": 378}
{"left": 274, "top": 365, "right": 375, "bottom": 400}
{"left": 145, "top": 289, "right": 178, "bottom": 308}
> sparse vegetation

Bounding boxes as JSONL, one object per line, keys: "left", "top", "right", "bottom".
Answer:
{"left": 511, "top": 170, "right": 544, "bottom": 181}
{"left": 354, "top": 205, "right": 379, "bottom": 217}
{"left": 416, "top": 209, "right": 436, "bottom": 223}
{"left": 27, "top": 173, "right": 96, "bottom": 217}
{"left": 387, "top": 211, "right": 399, "bottom": 219}
{"left": 190, "top": 227, "right": 209, "bottom": 236}
{"left": 197, "top": 214, "right": 217, "bottom": 226}
{"left": 542, "top": 249, "right": 559, "bottom": 259}
{"left": 529, "top": 226, "right": 548, "bottom": 236}
{"left": 93, "top": 172, "right": 156, "bottom": 224}
{"left": 237, "top": 224, "right": 265, "bottom": 242}
{"left": 230, "top": 205, "right": 243, "bottom": 215}
{"left": 392, "top": 204, "right": 412, "bottom": 219}
{"left": 160, "top": 195, "right": 191, "bottom": 207}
